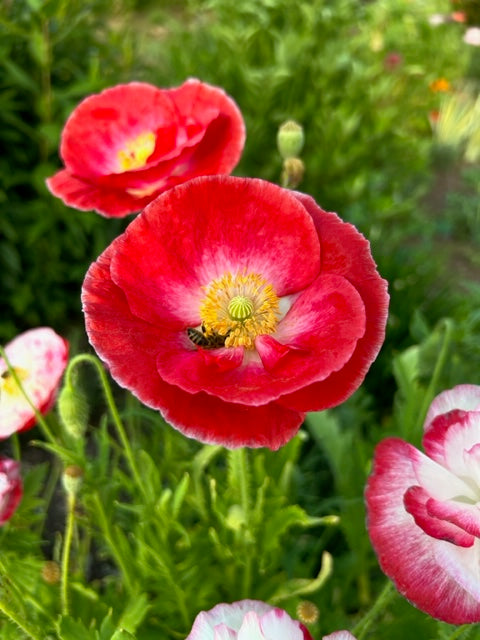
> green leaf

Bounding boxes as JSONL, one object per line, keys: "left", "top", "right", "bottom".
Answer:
{"left": 57, "top": 616, "right": 95, "bottom": 640}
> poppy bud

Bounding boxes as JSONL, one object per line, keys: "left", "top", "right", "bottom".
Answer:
{"left": 277, "top": 120, "right": 305, "bottom": 159}
{"left": 62, "top": 465, "right": 83, "bottom": 497}
{"left": 58, "top": 383, "right": 89, "bottom": 439}
{"left": 42, "top": 561, "right": 61, "bottom": 584}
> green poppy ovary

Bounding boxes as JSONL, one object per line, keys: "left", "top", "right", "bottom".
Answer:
{"left": 228, "top": 296, "right": 254, "bottom": 321}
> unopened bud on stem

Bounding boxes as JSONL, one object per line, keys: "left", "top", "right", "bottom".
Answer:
{"left": 277, "top": 120, "right": 304, "bottom": 159}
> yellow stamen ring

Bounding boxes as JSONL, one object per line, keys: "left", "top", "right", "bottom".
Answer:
{"left": 200, "top": 272, "right": 280, "bottom": 350}
{"left": 117, "top": 131, "right": 156, "bottom": 171}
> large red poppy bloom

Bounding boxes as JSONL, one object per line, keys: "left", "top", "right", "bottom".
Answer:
{"left": 82, "top": 176, "right": 388, "bottom": 449}
{"left": 46, "top": 79, "right": 245, "bottom": 218}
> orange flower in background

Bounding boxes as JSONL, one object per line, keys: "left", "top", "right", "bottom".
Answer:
{"left": 430, "top": 78, "right": 451, "bottom": 93}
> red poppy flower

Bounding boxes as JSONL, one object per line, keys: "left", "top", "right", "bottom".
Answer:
{"left": 46, "top": 80, "right": 245, "bottom": 218}
{"left": 0, "top": 458, "right": 22, "bottom": 525}
{"left": 82, "top": 176, "right": 388, "bottom": 449}
{"left": 366, "top": 385, "right": 480, "bottom": 623}
{"left": 0, "top": 328, "right": 69, "bottom": 438}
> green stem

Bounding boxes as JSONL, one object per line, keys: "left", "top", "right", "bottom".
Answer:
{"left": 65, "top": 354, "right": 147, "bottom": 500}
{"left": 238, "top": 448, "right": 253, "bottom": 598}
{"left": 61, "top": 491, "right": 76, "bottom": 616}
{"left": 0, "top": 346, "right": 56, "bottom": 444}
{"left": 416, "top": 318, "right": 454, "bottom": 432}
{"left": 351, "top": 580, "right": 395, "bottom": 640}
{"left": 0, "top": 598, "right": 43, "bottom": 640}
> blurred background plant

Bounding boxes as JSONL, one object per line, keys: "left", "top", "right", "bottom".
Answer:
{"left": 1, "top": 0, "right": 480, "bottom": 638}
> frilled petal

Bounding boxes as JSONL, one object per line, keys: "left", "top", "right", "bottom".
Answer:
{"left": 109, "top": 176, "right": 320, "bottom": 328}
{"left": 275, "top": 194, "right": 389, "bottom": 412}
{"left": 0, "top": 328, "right": 68, "bottom": 438}
{"left": 154, "top": 272, "right": 365, "bottom": 405}
{"left": 424, "top": 385, "right": 480, "bottom": 432}
{"left": 403, "top": 485, "right": 474, "bottom": 547}
{"left": 426, "top": 496, "right": 480, "bottom": 539}
{"left": 46, "top": 169, "right": 152, "bottom": 218}
{"left": 323, "top": 633, "right": 357, "bottom": 640}
{"left": 423, "top": 388, "right": 480, "bottom": 477}
{"left": 166, "top": 78, "right": 246, "bottom": 174}
{"left": 366, "top": 437, "right": 480, "bottom": 623}
{"left": 82, "top": 243, "right": 304, "bottom": 449}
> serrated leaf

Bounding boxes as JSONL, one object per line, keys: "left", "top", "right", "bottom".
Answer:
{"left": 117, "top": 592, "right": 150, "bottom": 632}
{"left": 57, "top": 616, "right": 95, "bottom": 640}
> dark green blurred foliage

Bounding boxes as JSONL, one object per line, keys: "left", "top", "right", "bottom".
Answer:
{"left": 0, "top": 0, "right": 134, "bottom": 343}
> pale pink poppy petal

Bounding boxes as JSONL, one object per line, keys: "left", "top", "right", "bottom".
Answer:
{"left": 323, "top": 632, "right": 357, "bottom": 640}
{"left": 424, "top": 384, "right": 480, "bottom": 432}
{"left": 259, "top": 607, "right": 305, "bottom": 640}
{"left": 0, "top": 328, "right": 68, "bottom": 438}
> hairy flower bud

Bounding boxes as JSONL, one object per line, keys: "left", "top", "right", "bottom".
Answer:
{"left": 277, "top": 120, "right": 305, "bottom": 159}
{"left": 42, "top": 560, "right": 61, "bottom": 584}
{"left": 62, "top": 465, "right": 84, "bottom": 497}
{"left": 58, "top": 383, "right": 89, "bottom": 439}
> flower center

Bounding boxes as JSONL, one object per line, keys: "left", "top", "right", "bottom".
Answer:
{"left": 1, "top": 367, "right": 28, "bottom": 397}
{"left": 117, "top": 131, "right": 156, "bottom": 171}
{"left": 199, "top": 272, "right": 280, "bottom": 349}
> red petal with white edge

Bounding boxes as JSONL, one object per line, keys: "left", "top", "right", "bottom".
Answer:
{"left": 422, "top": 409, "right": 480, "bottom": 481}
{"left": 60, "top": 83, "right": 179, "bottom": 178}
{"left": 82, "top": 242, "right": 303, "bottom": 450}
{"left": 46, "top": 169, "right": 152, "bottom": 218}
{"left": 155, "top": 272, "right": 365, "bottom": 405}
{"left": 277, "top": 193, "right": 389, "bottom": 412}
{"left": 366, "top": 437, "right": 480, "bottom": 623}
{"left": 424, "top": 384, "right": 480, "bottom": 432}
{"left": 110, "top": 176, "right": 320, "bottom": 328}
{"left": 403, "top": 485, "right": 474, "bottom": 547}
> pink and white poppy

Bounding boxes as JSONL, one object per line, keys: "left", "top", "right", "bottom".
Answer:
{"left": 366, "top": 384, "right": 480, "bottom": 623}
{"left": 323, "top": 633, "right": 357, "bottom": 640}
{"left": 0, "top": 458, "right": 22, "bottom": 525}
{"left": 82, "top": 175, "right": 388, "bottom": 450}
{"left": 185, "top": 600, "right": 313, "bottom": 640}
{"left": 46, "top": 79, "right": 245, "bottom": 218}
{"left": 0, "top": 328, "right": 69, "bottom": 438}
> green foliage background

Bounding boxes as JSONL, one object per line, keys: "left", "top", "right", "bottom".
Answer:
{"left": 1, "top": 0, "right": 480, "bottom": 638}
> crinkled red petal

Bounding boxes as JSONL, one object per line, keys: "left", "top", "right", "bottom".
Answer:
{"left": 154, "top": 272, "right": 365, "bottom": 405}
{"left": 277, "top": 193, "right": 389, "bottom": 412}
{"left": 109, "top": 176, "right": 320, "bottom": 328}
